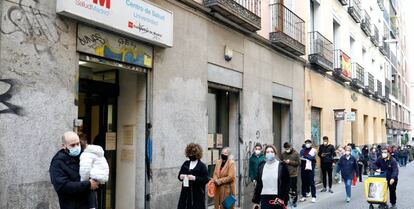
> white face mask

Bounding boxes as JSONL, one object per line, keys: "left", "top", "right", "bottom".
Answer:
{"left": 372, "top": 149, "right": 376, "bottom": 152}
{"left": 254, "top": 150, "right": 261, "bottom": 155}
{"left": 345, "top": 151, "right": 351, "bottom": 156}
{"left": 285, "top": 149, "right": 291, "bottom": 153}
{"left": 323, "top": 141, "right": 328, "bottom": 145}
{"left": 382, "top": 153, "right": 388, "bottom": 159}
{"left": 305, "top": 143, "right": 311, "bottom": 148}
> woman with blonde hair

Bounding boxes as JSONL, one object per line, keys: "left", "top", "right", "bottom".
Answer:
{"left": 177, "top": 143, "right": 209, "bottom": 209}
{"left": 213, "top": 147, "right": 236, "bottom": 209}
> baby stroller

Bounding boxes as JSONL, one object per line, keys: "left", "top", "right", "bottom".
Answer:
{"left": 364, "top": 172, "right": 388, "bottom": 209}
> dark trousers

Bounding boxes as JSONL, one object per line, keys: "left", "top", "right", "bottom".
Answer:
{"left": 88, "top": 190, "right": 98, "bottom": 208}
{"left": 321, "top": 162, "right": 333, "bottom": 189}
{"left": 388, "top": 179, "right": 398, "bottom": 205}
{"left": 289, "top": 176, "right": 298, "bottom": 204}
{"left": 357, "top": 163, "right": 363, "bottom": 182}
{"left": 301, "top": 170, "right": 316, "bottom": 198}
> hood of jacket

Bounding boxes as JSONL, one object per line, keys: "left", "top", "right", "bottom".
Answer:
{"left": 83, "top": 145, "right": 105, "bottom": 157}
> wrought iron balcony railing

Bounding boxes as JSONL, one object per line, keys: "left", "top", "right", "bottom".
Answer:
{"left": 377, "top": 0, "right": 385, "bottom": 11}
{"left": 351, "top": 62, "right": 364, "bottom": 89}
{"left": 333, "top": 49, "right": 352, "bottom": 81}
{"left": 204, "top": 0, "right": 262, "bottom": 31}
{"left": 376, "top": 80, "right": 383, "bottom": 98}
{"left": 371, "top": 25, "right": 379, "bottom": 47}
{"left": 269, "top": 3, "right": 305, "bottom": 56}
{"left": 364, "top": 72, "right": 375, "bottom": 95}
{"left": 309, "top": 31, "right": 333, "bottom": 71}
{"left": 348, "top": 0, "right": 362, "bottom": 23}
{"left": 361, "top": 10, "right": 371, "bottom": 37}
{"left": 338, "top": 0, "right": 349, "bottom": 6}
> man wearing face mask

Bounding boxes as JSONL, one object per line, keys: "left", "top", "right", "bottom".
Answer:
{"left": 299, "top": 139, "right": 317, "bottom": 203}
{"left": 336, "top": 146, "right": 358, "bottom": 203}
{"left": 281, "top": 142, "right": 300, "bottom": 207}
{"left": 249, "top": 143, "right": 265, "bottom": 184}
{"left": 49, "top": 131, "right": 99, "bottom": 209}
{"left": 375, "top": 148, "right": 399, "bottom": 209}
{"left": 318, "top": 136, "right": 336, "bottom": 193}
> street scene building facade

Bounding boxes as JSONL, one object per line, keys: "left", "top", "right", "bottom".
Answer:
{"left": 0, "top": 0, "right": 410, "bottom": 209}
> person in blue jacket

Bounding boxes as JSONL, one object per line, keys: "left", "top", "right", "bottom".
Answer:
{"left": 375, "top": 148, "right": 399, "bottom": 209}
{"left": 299, "top": 139, "right": 317, "bottom": 203}
{"left": 336, "top": 146, "right": 358, "bottom": 203}
{"left": 49, "top": 131, "right": 99, "bottom": 209}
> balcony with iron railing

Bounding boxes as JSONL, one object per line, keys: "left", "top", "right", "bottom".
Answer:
{"left": 361, "top": 10, "right": 371, "bottom": 37}
{"left": 375, "top": 80, "right": 383, "bottom": 99}
{"left": 338, "top": 0, "right": 349, "bottom": 6}
{"left": 308, "top": 31, "right": 333, "bottom": 71}
{"left": 364, "top": 72, "right": 375, "bottom": 95}
{"left": 333, "top": 49, "right": 352, "bottom": 82}
{"left": 203, "top": 0, "right": 262, "bottom": 31}
{"left": 269, "top": 3, "right": 305, "bottom": 56}
{"left": 384, "top": 79, "right": 391, "bottom": 101}
{"left": 377, "top": 0, "right": 385, "bottom": 11}
{"left": 351, "top": 62, "right": 364, "bottom": 89}
{"left": 348, "top": 0, "right": 362, "bottom": 23}
{"left": 371, "top": 25, "right": 379, "bottom": 47}
{"left": 380, "top": 40, "right": 389, "bottom": 57}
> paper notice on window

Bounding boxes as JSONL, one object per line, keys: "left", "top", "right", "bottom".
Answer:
{"left": 207, "top": 149, "right": 212, "bottom": 165}
{"left": 208, "top": 134, "right": 215, "bottom": 148}
{"left": 105, "top": 132, "right": 117, "bottom": 150}
{"left": 121, "top": 149, "right": 134, "bottom": 162}
{"left": 212, "top": 149, "right": 220, "bottom": 162}
{"left": 216, "top": 134, "right": 223, "bottom": 148}
{"left": 123, "top": 125, "right": 134, "bottom": 145}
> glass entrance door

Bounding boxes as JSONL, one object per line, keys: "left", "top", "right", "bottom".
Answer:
{"left": 78, "top": 63, "right": 119, "bottom": 209}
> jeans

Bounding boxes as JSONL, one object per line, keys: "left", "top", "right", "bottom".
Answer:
{"left": 399, "top": 157, "right": 407, "bottom": 166}
{"left": 344, "top": 179, "right": 352, "bottom": 198}
{"left": 321, "top": 162, "right": 333, "bottom": 189}
{"left": 301, "top": 170, "right": 316, "bottom": 198}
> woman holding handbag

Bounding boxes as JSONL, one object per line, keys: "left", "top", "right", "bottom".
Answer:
{"left": 213, "top": 147, "right": 236, "bottom": 209}
{"left": 252, "top": 144, "right": 290, "bottom": 209}
{"left": 177, "top": 143, "right": 209, "bottom": 209}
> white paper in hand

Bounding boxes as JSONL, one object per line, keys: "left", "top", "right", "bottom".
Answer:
{"left": 183, "top": 176, "right": 189, "bottom": 187}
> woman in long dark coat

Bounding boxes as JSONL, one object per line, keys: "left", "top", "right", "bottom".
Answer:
{"left": 177, "top": 143, "right": 209, "bottom": 209}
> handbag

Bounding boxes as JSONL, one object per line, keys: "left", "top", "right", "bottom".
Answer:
{"left": 222, "top": 194, "right": 236, "bottom": 209}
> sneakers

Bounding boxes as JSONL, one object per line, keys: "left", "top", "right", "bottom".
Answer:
{"left": 299, "top": 197, "right": 306, "bottom": 202}
{"left": 306, "top": 193, "right": 311, "bottom": 197}
{"left": 311, "top": 198, "right": 316, "bottom": 203}
{"left": 329, "top": 189, "right": 334, "bottom": 193}
{"left": 390, "top": 204, "right": 397, "bottom": 209}
{"left": 320, "top": 188, "right": 327, "bottom": 192}
{"left": 346, "top": 197, "right": 350, "bottom": 203}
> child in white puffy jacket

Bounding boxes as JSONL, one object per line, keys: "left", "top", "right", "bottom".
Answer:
{"left": 80, "top": 139, "right": 109, "bottom": 209}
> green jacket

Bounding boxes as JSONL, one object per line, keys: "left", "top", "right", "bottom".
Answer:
{"left": 249, "top": 153, "right": 265, "bottom": 180}
{"left": 281, "top": 149, "right": 300, "bottom": 177}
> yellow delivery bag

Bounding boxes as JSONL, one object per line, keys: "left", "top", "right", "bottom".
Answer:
{"left": 364, "top": 176, "right": 388, "bottom": 203}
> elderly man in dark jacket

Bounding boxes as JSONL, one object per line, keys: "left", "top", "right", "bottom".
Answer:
{"left": 49, "top": 131, "right": 98, "bottom": 209}
{"left": 375, "top": 148, "right": 399, "bottom": 209}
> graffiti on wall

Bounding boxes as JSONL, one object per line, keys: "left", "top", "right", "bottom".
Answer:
{"left": 0, "top": 79, "right": 24, "bottom": 116}
{"left": 0, "top": 0, "right": 69, "bottom": 59}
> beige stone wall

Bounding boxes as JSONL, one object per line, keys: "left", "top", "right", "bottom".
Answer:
{"left": 305, "top": 69, "right": 387, "bottom": 146}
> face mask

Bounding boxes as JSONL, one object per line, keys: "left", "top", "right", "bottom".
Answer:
{"left": 254, "top": 150, "right": 261, "bottom": 155}
{"left": 305, "top": 143, "right": 311, "bottom": 148}
{"left": 189, "top": 156, "right": 197, "bottom": 161}
{"left": 382, "top": 153, "right": 388, "bottom": 159}
{"left": 68, "top": 146, "right": 81, "bottom": 157}
{"left": 221, "top": 154, "right": 228, "bottom": 161}
{"left": 285, "top": 149, "right": 291, "bottom": 153}
{"left": 266, "top": 153, "right": 275, "bottom": 161}
{"left": 373, "top": 149, "right": 376, "bottom": 152}
{"left": 345, "top": 151, "right": 351, "bottom": 156}
{"left": 323, "top": 141, "right": 328, "bottom": 145}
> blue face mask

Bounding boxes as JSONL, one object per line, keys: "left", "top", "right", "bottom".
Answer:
{"left": 266, "top": 153, "right": 275, "bottom": 161}
{"left": 68, "top": 146, "right": 81, "bottom": 157}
